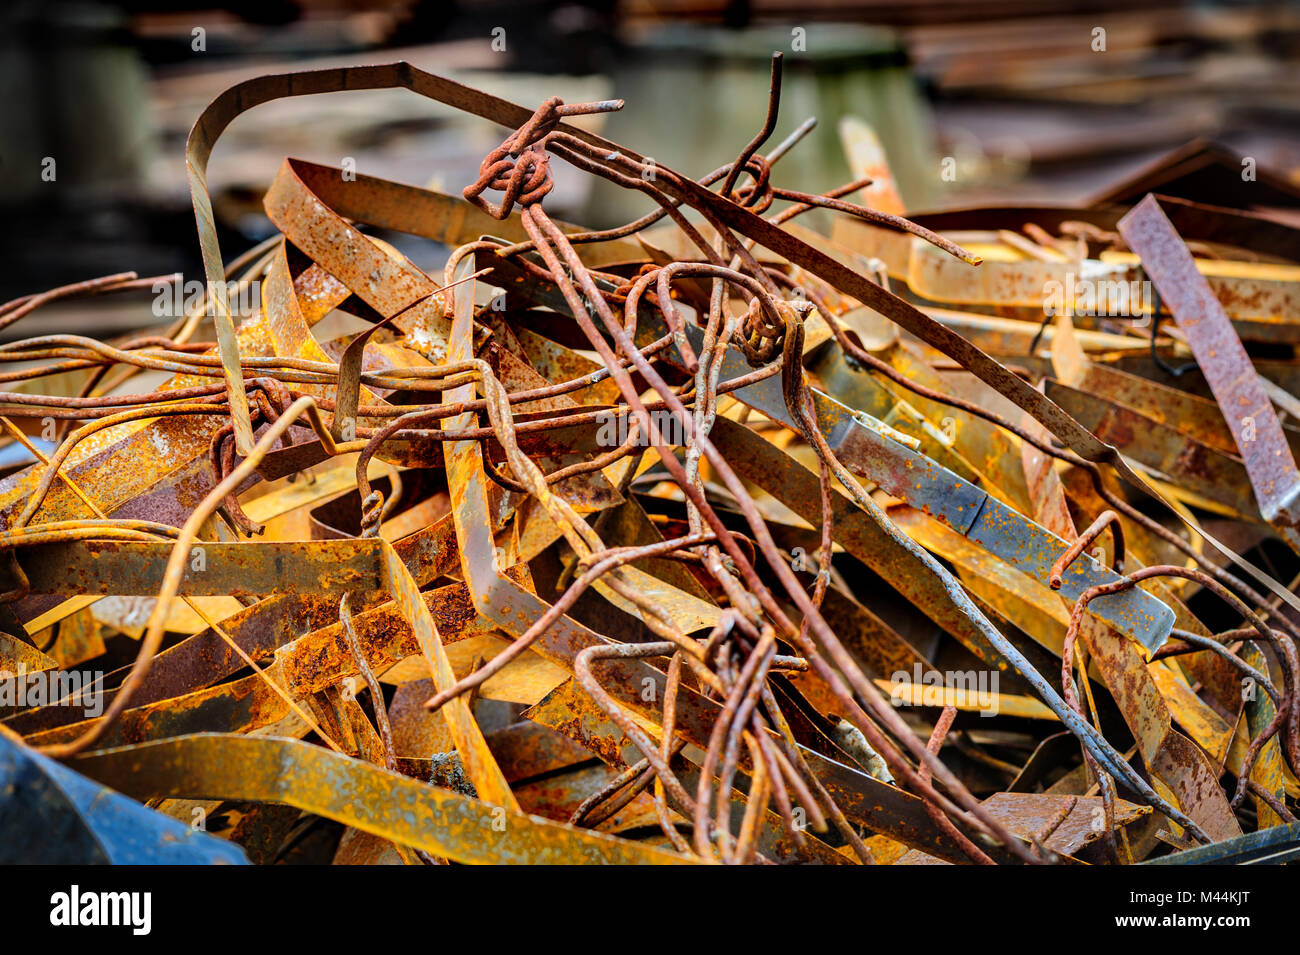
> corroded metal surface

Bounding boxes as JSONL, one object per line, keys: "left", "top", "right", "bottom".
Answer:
{"left": 0, "top": 56, "right": 1297, "bottom": 865}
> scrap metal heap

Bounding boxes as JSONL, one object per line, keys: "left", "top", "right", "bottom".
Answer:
{"left": 2, "top": 56, "right": 1300, "bottom": 865}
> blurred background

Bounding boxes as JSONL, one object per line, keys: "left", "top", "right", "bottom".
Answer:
{"left": 2, "top": 0, "right": 1299, "bottom": 324}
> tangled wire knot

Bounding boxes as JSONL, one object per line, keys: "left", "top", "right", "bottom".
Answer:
{"left": 463, "top": 96, "right": 566, "bottom": 219}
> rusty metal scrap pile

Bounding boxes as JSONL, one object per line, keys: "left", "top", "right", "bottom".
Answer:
{"left": 4, "top": 56, "right": 1300, "bottom": 866}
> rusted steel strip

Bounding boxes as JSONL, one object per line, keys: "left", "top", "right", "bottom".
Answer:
{"left": 3, "top": 594, "right": 333, "bottom": 735}
{"left": 264, "top": 160, "right": 437, "bottom": 320}
{"left": 17, "top": 582, "right": 489, "bottom": 750}
{"left": 6, "top": 539, "right": 386, "bottom": 597}
{"left": 1065, "top": 362, "right": 1299, "bottom": 458}
{"left": 380, "top": 541, "right": 518, "bottom": 810}
{"left": 281, "top": 158, "right": 643, "bottom": 266}
{"left": 1044, "top": 379, "right": 1261, "bottom": 519}
{"left": 1118, "top": 195, "right": 1300, "bottom": 554}
{"left": 72, "top": 735, "right": 695, "bottom": 865}
{"left": 332, "top": 315, "right": 399, "bottom": 443}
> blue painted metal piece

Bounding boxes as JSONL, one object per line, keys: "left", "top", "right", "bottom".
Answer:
{"left": 0, "top": 733, "right": 248, "bottom": 865}
{"left": 1141, "top": 822, "right": 1300, "bottom": 865}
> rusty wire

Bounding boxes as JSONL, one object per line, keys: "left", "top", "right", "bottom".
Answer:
{"left": 0, "top": 55, "right": 1296, "bottom": 867}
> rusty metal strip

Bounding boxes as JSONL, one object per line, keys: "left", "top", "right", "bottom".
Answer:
{"left": 1119, "top": 195, "right": 1300, "bottom": 553}
{"left": 6, "top": 539, "right": 386, "bottom": 597}
{"left": 71, "top": 734, "right": 694, "bottom": 865}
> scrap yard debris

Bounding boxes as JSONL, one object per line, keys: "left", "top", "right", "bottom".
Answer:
{"left": 3, "top": 54, "right": 1300, "bottom": 866}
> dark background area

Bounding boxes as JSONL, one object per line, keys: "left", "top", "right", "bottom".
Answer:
{"left": 2, "top": 0, "right": 1299, "bottom": 324}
